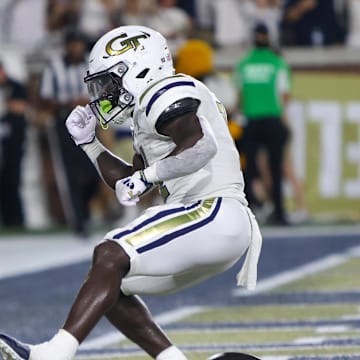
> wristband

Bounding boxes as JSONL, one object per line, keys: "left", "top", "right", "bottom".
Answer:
{"left": 143, "top": 163, "right": 159, "bottom": 183}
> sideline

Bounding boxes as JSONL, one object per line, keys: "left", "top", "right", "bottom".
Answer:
{"left": 0, "top": 234, "right": 96, "bottom": 279}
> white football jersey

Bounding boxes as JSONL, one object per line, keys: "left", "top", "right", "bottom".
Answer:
{"left": 132, "top": 73, "right": 247, "bottom": 205}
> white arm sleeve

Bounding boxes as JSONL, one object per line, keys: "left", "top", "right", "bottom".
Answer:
{"left": 81, "top": 137, "right": 107, "bottom": 165}
{"left": 143, "top": 116, "right": 218, "bottom": 183}
{"left": 81, "top": 137, "right": 131, "bottom": 174}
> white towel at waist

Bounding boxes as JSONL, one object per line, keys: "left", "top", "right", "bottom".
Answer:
{"left": 236, "top": 207, "right": 263, "bottom": 290}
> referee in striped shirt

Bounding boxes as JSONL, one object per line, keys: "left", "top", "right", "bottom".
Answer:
{"left": 40, "top": 29, "right": 99, "bottom": 237}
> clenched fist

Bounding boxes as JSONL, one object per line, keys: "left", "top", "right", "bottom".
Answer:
{"left": 65, "top": 105, "right": 96, "bottom": 145}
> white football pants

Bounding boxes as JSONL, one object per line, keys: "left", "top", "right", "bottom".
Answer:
{"left": 103, "top": 197, "right": 255, "bottom": 295}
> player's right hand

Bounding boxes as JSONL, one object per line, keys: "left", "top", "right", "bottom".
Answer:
{"left": 115, "top": 171, "right": 152, "bottom": 207}
{"left": 65, "top": 105, "right": 96, "bottom": 145}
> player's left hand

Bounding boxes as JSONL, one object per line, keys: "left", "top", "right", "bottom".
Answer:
{"left": 115, "top": 171, "right": 152, "bottom": 206}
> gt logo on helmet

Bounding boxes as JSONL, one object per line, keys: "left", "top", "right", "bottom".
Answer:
{"left": 104, "top": 32, "right": 150, "bottom": 58}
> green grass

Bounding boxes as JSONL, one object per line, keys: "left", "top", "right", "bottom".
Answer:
{"left": 273, "top": 258, "right": 360, "bottom": 292}
{"left": 118, "top": 329, "right": 360, "bottom": 346}
{"left": 180, "top": 303, "right": 359, "bottom": 323}
{"left": 75, "top": 257, "right": 360, "bottom": 360}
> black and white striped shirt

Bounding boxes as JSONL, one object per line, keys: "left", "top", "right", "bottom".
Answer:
{"left": 40, "top": 55, "right": 88, "bottom": 103}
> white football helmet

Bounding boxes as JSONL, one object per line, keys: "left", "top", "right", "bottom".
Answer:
{"left": 84, "top": 25, "right": 174, "bottom": 127}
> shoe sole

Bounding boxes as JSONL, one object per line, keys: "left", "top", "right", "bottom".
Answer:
{"left": 0, "top": 339, "right": 25, "bottom": 360}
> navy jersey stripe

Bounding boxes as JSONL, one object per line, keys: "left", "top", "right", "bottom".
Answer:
{"left": 113, "top": 200, "right": 202, "bottom": 240}
{"left": 145, "top": 81, "right": 195, "bottom": 116}
{"left": 137, "top": 198, "right": 222, "bottom": 254}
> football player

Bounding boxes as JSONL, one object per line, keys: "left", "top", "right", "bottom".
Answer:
{"left": 0, "top": 26, "right": 262, "bottom": 360}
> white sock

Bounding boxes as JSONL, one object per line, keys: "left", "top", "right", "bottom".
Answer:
{"left": 29, "top": 329, "right": 79, "bottom": 360}
{"left": 156, "top": 346, "right": 187, "bottom": 360}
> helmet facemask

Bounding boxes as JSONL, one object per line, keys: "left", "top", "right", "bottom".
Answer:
{"left": 85, "top": 61, "right": 134, "bottom": 128}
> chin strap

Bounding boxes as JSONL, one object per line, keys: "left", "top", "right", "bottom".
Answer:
{"left": 99, "top": 119, "right": 109, "bottom": 130}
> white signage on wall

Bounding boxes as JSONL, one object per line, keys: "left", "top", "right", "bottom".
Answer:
{"left": 288, "top": 101, "right": 360, "bottom": 199}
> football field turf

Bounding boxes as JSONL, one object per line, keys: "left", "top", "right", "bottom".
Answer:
{"left": 77, "top": 256, "right": 360, "bottom": 360}
{"left": 0, "top": 227, "right": 359, "bottom": 360}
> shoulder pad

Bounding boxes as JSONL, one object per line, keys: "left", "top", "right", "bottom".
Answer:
{"left": 139, "top": 74, "right": 201, "bottom": 132}
{"left": 156, "top": 97, "right": 200, "bottom": 132}
{"left": 139, "top": 74, "right": 189, "bottom": 108}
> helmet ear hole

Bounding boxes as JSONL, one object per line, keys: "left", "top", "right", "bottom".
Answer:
{"left": 136, "top": 68, "right": 150, "bottom": 79}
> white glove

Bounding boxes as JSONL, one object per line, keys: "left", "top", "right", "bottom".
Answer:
{"left": 65, "top": 105, "right": 96, "bottom": 145}
{"left": 115, "top": 171, "right": 152, "bottom": 207}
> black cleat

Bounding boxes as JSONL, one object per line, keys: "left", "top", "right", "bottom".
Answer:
{"left": 208, "top": 352, "right": 261, "bottom": 360}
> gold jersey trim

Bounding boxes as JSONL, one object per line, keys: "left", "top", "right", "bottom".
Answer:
{"left": 125, "top": 198, "right": 216, "bottom": 247}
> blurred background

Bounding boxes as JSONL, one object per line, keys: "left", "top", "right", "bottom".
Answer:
{"left": 0, "top": 0, "right": 359, "bottom": 237}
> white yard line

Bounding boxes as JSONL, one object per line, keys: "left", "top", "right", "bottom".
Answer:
{"left": 293, "top": 336, "right": 326, "bottom": 345}
{"left": 316, "top": 325, "right": 350, "bottom": 333}
{"left": 233, "top": 245, "right": 360, "bottom": 297}
{"left": 80, "top": 306, "right": 206, "bottom": 350}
